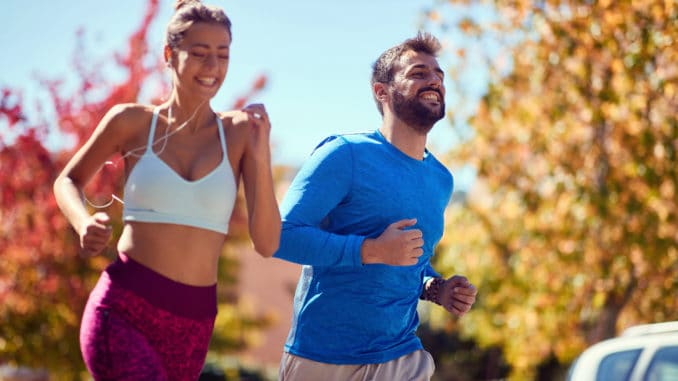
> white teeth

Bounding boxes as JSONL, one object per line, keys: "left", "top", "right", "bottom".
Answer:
{"left": 196, "top": 77, "right": 216, "bottom": 85}
{"left": 421, "top": 93, "right": 439, "bottom": 101}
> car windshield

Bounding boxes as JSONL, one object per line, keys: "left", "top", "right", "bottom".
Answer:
{"left": 644, "top": 346, "right": 678, "bottom": 381}
{"left": 597, "top": 349, "right": 642, "bottom": 381}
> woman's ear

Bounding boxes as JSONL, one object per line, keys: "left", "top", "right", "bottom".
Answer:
{"left": 164, "top": 46, "right": 173, "bottom": 66}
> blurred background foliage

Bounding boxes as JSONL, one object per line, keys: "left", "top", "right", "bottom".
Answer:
{"left": 1, "top": 0, "right": 676, "bottom": 380}
{"left": 421, "top": 0, "right": 677, "bottom": 380}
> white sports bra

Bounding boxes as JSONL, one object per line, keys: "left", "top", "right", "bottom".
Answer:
{"left": 122, "top": 108, "right": 237, "bottom": 234}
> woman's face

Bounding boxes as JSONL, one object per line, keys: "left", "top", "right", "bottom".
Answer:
{"left": 170, "top": 22, "right": 231, "bottom": 100}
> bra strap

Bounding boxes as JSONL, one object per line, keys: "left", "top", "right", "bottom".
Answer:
{"left": 147, "top": 107, "right": 161, "bottom": 152}
{"left": 216, "top": 115, "right": 228, "bottom": 157}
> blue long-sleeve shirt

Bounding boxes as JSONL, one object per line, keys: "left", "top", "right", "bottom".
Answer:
{"left": 274, "top": 130, "right": 453, "bottom": 364}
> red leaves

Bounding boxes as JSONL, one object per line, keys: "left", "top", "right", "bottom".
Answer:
{"left": 0, "top": 132, "right": 53, "bottom": 204}
{"left": 252, "top": 74, "right": 268, "bottom": 91}
{"left": 232, "top": 74, "right": 268, "bottom": 110}
{"left": 0, "top": 0, "right": 162, "bottom": 373}
{"left": 0, "top": 88, "right": 25, "bottom": 128}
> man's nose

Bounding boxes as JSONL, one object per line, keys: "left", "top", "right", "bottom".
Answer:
{"left": 429, "top": 74, "right": 442, "bottom": 88}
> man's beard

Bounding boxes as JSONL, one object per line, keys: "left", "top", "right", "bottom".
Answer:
{"left": 391, "top": 87, "right": 445, "bottom": 134}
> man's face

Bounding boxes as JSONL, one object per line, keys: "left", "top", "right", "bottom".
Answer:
{"left": 388, "top": 51, "right": 445, "bottom": 133}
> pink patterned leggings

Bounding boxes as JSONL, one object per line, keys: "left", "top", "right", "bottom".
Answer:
{"left": 80, "top": 253, "right": 217, "bottom": 381}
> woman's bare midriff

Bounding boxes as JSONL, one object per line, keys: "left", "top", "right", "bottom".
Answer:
{"left": 116, "top": 222, "right": 227, "bottom": 286}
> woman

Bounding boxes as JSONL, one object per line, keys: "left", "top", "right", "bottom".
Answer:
{"left": 53, "top": 0, "right": 281, "bottom": 379}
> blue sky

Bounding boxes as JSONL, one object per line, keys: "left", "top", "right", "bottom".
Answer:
{"left": 2, "top": 0, "right": 486, "bottom": 168}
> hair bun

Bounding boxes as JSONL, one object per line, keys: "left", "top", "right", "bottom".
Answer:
{"left": 175, "top": 0, "right": 200, "bottom": 11}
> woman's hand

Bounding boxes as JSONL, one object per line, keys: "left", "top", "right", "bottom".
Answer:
{"left": 78, "top": 212, "right": 113, "bottom": 257}
{"left": 241, "top": 103, "right": 272, "bottom": 163}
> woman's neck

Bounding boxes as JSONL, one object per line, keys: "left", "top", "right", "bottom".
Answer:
{"left": 165, "top": 96, "right": 213, "bottom": 134}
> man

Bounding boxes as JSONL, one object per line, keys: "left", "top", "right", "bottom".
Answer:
{"left": 274, "top": 32, "right": 478, "bottom": 381}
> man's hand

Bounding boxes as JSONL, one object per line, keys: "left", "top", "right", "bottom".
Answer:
{"left": 361, "top": 218, "right": 423, "bottom": 266}
{"left": 439, "top": 275, "right": 477, "bottom": 316}
{"left": 423, "top": 275, "right": 477, "bottom": 316}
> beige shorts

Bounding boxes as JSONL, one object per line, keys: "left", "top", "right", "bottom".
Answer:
{"left": 278, "top": 349, "right": 435, "bottom": 381}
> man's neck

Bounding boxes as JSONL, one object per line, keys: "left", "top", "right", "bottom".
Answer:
{"left": 379, "top": 116, "right": 429, "bottom": 160}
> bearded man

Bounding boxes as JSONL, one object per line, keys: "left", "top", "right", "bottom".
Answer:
{"left": 274, "top": 32, "right": 478, "bottom": 381}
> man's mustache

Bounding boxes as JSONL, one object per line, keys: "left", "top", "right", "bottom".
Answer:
{"left": 417, "top": 87, "right": 442, "bottom": 98}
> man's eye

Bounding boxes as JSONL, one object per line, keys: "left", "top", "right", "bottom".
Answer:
{"left": 219, "top": 55, "right": 229, "bottom": 60}
{"left": 192, "top": 52, "right": 206, "bottom": 58}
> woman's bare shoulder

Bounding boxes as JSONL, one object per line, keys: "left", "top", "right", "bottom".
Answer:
{"left": 218, "top": 109, "right": 249, "bottom": 127}
{"left": 100, "top": 103, "right": 157, "bottom": 136}
{"left": 218, "top": 110, "right": 252, "bottom": 139}
{"left": 217, "top": 110, "right": 251, "bottom": 172}
{"left": 91, "top": 104, "right": 158, "bottom": 153}
{"left": 108, "top": 103, "right": 155, "bottom": 125}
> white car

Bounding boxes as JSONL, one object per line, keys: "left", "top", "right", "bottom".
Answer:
{"left": 567, "top": 321, "right": 678, "bottom": 381}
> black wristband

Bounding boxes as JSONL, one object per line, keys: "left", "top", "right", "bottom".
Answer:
{"left": 420, "top": 277, "right": 445, "bottom": 305}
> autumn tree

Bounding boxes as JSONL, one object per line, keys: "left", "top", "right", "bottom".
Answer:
{"left": 1, "top": 1, "right": 272, "bottom": 378}
{"left": 423, "top": 1, "right": 678, "bottom": 379}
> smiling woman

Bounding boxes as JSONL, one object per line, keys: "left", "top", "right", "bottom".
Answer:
{"left": 52, "top": 0, "right": 281, "bottom": 379}
{"left": 165, "top": 22, "right": 231, "bottom": 108}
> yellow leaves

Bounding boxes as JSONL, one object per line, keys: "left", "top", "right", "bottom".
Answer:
{"left": 652, "top": 2, "right": 669, "bottom": 22}
{"left": 648, "top": 194, "right": 672, "bottom": 223}
{"left": 663, "top": 0, "right": 677, "bottom": 18}
{"left": 211, "top": 298, "right": 275, "bottom": 351}
{"left": 601, "top": 7, "right": 624, "bottom": 28}
{"left": 562, "top": 51, "right": 586, "bottom": 79}
{"left": 427, "top": 10, "right": 441, "bottom": 22}
{"left": 599, "top": 0, "right": 614, "bottom": 9}
{"left": 622, "top": 118, "right": 645, "bottom": 136}
{"left": 432, "top": 0, "right": 678, "bottom": 376}
{"left": 659, "top": 179, "right": 675, "bottom": 199}
{"left": 499, "top": 192, "right": 524, "bottom": 220}
{"left": 54, "top": 303, "right": 79, "bottom": 328}
{"left": 459, "top": 18, "right": 480, "bottom": 36}
{"left": 629, "top": 245, "right": 649, "bottom": 277}
{"left": 611, "top": 58, "right": 625, "bottom": 75}
{"left": 589, "top": 21, "right": 602, "bottom": 39}
{"left": 653, "top": 142, "right": 667, "bottom": 160}
{"left": 592, "top": 291, "right": 607, "bottom": 309}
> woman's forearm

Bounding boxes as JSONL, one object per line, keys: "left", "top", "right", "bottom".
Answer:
{"left": 246, "top": 163, "right": 281, "bottom": 257}
{"left": 53, "top": 175, "right": 90, "bottom": 234}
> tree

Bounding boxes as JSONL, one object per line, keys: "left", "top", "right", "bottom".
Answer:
{"left": 1, "top": 1, "right": 272, "bottom": 378}
{"left": 423, "top": 1, "right": 678, "bottom": 379}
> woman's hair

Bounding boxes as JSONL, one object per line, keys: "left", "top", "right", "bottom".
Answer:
{"left": 370, "top": 32, "right": 442, "bottom": 115}
{"left": 166, "top": 0, "right": 232, "bottom": 50}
